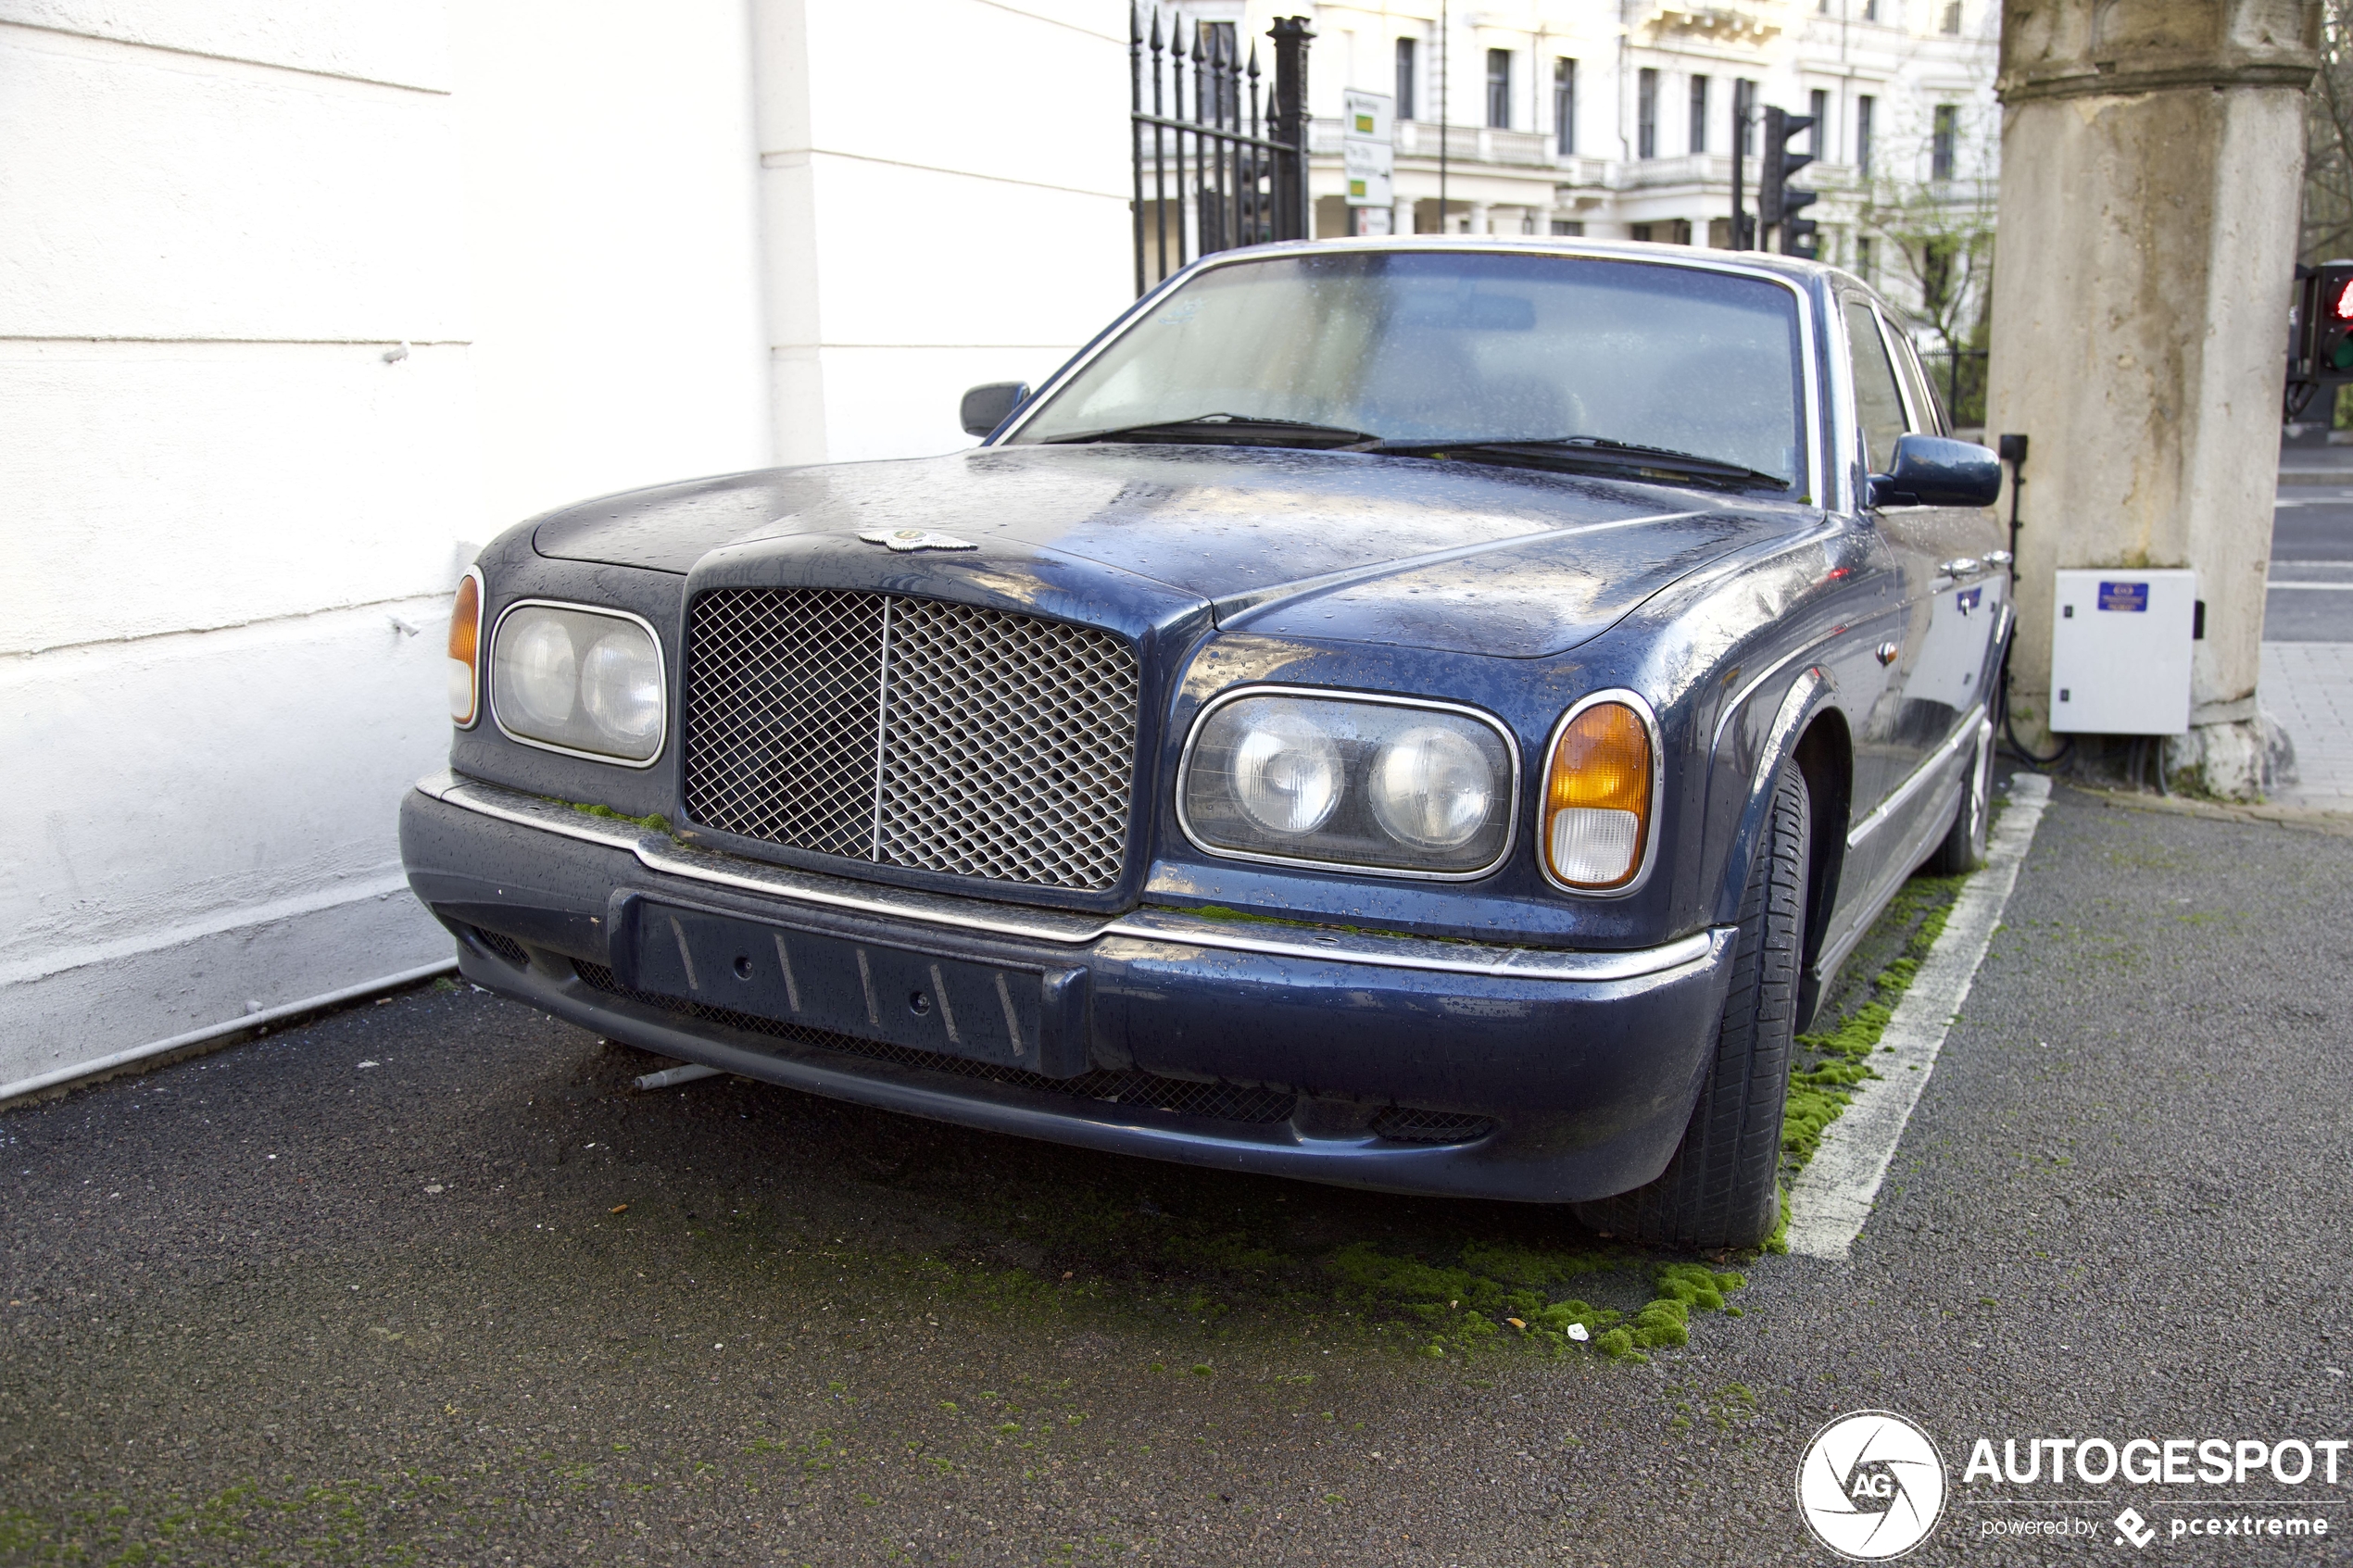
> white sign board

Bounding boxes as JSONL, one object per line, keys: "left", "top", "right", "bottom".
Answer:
{"left": 1341, "top": 89, "right": 1394, "bottom": 207}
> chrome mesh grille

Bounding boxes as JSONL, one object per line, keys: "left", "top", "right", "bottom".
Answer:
{"left": 684, "top": 589, "right": 1139, "bottom": 890}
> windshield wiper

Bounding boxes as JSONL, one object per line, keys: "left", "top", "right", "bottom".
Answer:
{"left": 1367, "top": 435, "right": 1792, "bottom": 491}
{"left": 1040, "top": 413, "right": 1382, "bottom": 449}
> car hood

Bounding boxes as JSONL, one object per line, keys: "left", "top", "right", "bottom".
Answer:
{"left": 531, "top": 444, "right": 1807, "bottom": 659}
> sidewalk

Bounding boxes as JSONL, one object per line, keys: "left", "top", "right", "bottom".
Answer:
{"left": 2263, "top": 641, "right": 2353, "bottom": 809}
{"left": 2264, "top": 448, "right": 2353, "bottom": 806}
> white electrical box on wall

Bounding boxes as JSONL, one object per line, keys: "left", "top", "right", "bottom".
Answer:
{"left": 2048, "top": 568, "right": 2196, "bottom": 734}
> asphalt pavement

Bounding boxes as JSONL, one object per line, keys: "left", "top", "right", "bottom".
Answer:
{"left": 4, "top": 778, "right": 2351, "bottom": 1565}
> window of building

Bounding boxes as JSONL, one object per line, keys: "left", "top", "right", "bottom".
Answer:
{"left": 1736, "top": 78, "right": 1756, "bottom": 156}
{"left": 1808, "top": 89, "right": 1827, "bottom": 158}
{"left": 1395, "top": 37, "right": 1417, "bottom": 120}
{"left": 1942, "top": 1, "right": 1963, "bottom": 31}
{"left": 1637, "top": 68, "right": 1658, "bottom": 159}
{"left": 1864, "top": 0, "right": 1879, "bottom": 19}
{"left": 1551, "top": 219, "right": 1584, "bottom": 235}
{"left": 1856, "top": 234, "right": 1875, "bottom": 282}
{"left": 1856, "top": 94, "right": 1875, "bottom": 177}
{"left": 1630, "top": 222, "right": 1653, "bottom": 242}
{"left": 1487, "top": 50, "right": 1512, "bottom": 129}
{"left": 1554, "top": 58, "right": 1576, "bottom": 155}
{"left": 1689, "top": 75, "right": 1709, "bottom": 155}
{"left": 1932, "top": 104, "right": 1957, "bottom": 181}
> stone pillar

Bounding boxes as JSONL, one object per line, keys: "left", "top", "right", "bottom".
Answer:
{"left": 1467, "top": 201, "right": 1491, "bottom": 234}
{"left": 1984, "top": 0, "right": 2319, "bottom": 796}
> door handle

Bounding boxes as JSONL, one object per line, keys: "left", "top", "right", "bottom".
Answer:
{"left": 1875, "top": 640, "right": 1900, "bottom": 666}
{"left": 1939, "top": 557, "right": 1982, "bottom": 577}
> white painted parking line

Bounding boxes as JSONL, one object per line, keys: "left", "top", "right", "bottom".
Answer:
{"left": 2269, "top": 583, "right": 2353, "bottom": 591}
{"left": 1783, "top": 772, "right": 2054, "bottom": 1260}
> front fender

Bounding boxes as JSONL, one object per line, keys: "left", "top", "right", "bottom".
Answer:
{"left": 1704, "top": 663, "right": 1846, "bottom": 932}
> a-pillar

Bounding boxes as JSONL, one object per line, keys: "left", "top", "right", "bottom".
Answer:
{"left": 1984, "top": 0, "right": 2319, "bottom": 796}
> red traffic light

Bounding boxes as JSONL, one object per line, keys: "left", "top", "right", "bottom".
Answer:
{"left": 2334, "top": 281, "right": 2353, "bottom": 321}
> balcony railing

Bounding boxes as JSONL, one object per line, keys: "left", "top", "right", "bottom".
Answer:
{"left": 1300, "top": 122, "right": 1989, "bottom": 213}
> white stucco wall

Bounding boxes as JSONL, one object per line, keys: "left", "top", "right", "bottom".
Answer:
{"left": 449, "top": 0, "right": 773, "bottom": 526}
{"left": 0, "top": 3, "right": 777, "bottom": 1095}
{"left": 753, "top": 0, "right": 1134, "bottom": 464}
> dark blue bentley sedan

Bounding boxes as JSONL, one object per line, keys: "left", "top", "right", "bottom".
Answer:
{"left": 399, "top": 238, "right": 2008, "bottom": 1248}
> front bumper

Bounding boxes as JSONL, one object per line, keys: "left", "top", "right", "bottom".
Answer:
{"left": 398, "top": 772, "right": 1736, "bottom": 1204}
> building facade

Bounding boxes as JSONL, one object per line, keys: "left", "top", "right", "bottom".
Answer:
{"left": 1234, "top": 0, "right": 1999, "bottom": 353}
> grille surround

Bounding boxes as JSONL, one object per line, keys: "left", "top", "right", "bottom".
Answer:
{"left": 683, "top": 589, "right": 1139, "bottom": 892}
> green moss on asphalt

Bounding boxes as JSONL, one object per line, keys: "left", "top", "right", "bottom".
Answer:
{"left": 1783, "top": 875, "right": 1964, "bottom": 1172}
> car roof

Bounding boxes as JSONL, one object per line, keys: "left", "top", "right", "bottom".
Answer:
{"left": 1190, "top": 234, "right": 1856, "bottom": 293}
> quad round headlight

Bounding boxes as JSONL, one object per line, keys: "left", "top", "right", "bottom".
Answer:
{"left": 1368, "top": 724, "right": 1495, "bottom": 850}
{"left": 1180, "top": 691, "right": 1514, "bottom": 875}
{"left": 1229, "top": 712, "right": 1343, "bottom": 835}
{"left": 580, "top": 629, "right": 664, "bottom": 746}
{"left": 503, "top": 614, "right": 578, "bottom": 728}
{"left": 490, "top": 603, "right": 667, "bottom": 764}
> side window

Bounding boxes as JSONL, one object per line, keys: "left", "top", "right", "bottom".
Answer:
{"left": 1889, "top": 325, "right": 1948, "bottom": 435}
{"left": 1843, "top": 298, "right": 1909, "bottom": 476}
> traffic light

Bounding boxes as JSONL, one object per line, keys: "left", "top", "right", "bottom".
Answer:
{"left": 2288, "top": 261, "right": 2353, "bottom": 420}
{"left": 1759, "top": 106, "right": 1818, "bottom": 258}
{"left": 2308, "top": 263, "right": 2353, "bottom": 380}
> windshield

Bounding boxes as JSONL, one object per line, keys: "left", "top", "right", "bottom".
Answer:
{"left": 1012, "top": 248, "right": 1808, "bottom": 487}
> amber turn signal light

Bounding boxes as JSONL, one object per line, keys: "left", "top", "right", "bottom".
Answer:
{"left": 1542, "top": 699, "right": 1653, "bottom": 889}
{"left": 447, "top": 570, "right": 483, "bottom": 726}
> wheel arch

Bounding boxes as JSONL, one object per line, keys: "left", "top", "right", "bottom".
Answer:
{"left": 1710, "top": 666, "right": 1852, "bottom": 1024}
{"left": 1789, "top": 708, "right": 1853, "bottom": 1027}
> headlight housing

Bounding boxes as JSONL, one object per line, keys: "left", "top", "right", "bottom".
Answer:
{"left": 1179, "top": 690, "right": 1515, "bottom": 877}
{"left": 489, "top": 601, "right": 666, "bottom": 765}
{"left": 1540, "top": 693, "right": 1658, "bottom": 891}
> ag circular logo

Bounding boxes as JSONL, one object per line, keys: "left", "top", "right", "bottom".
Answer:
{"left": 1795, "top": 1410, "right": 1948, "bottom": 1560}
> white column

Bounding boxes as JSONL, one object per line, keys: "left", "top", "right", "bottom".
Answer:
{"left": 1985, "top": 0, "right": 2318, "bottom": 796}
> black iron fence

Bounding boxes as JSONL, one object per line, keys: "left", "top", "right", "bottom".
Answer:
{"left": 1919, "top": 348, "right": 1989, "bottom": 429}
{"left": 1130, "top": 9, "right": 1313, "bottom": 295}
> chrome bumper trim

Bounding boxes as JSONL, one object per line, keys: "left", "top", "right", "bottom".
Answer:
{"left": 415, "top": 771, "right": 1728, "bottom": 984}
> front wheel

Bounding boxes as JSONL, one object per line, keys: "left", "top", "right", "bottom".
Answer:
{"left": 1573, "top": 760, "right": 1809, "bottom": 1249}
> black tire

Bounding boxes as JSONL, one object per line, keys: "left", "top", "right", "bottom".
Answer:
{"left": 1924, "top": 721, "right": 1992, "bottom": 876}
{"left": 1574, "top": 761, "right": 1810, "bottom": 1249}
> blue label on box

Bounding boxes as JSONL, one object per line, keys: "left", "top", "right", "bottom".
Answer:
{"left": 2097, "top": 581, "right": 2148, "bottom": 612}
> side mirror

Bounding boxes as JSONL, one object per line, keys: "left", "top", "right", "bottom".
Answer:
{"left": 1869, "top": 433, "right": 2003, "bottom": 509}
{"left": 960, "top": 382, "right": 1031, "bottom": 438}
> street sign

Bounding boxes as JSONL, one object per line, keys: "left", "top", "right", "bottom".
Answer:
{"left": 1342, "top": 89, "right": 1393, "bottom": 207}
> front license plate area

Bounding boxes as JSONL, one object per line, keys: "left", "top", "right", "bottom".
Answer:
{"left": 622, "top": 902, "right": 1082, "bottom": 1076}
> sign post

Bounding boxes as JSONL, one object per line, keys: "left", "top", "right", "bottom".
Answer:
{"left": 1341, "top": 89, "right": 1394, "bottom": 235}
